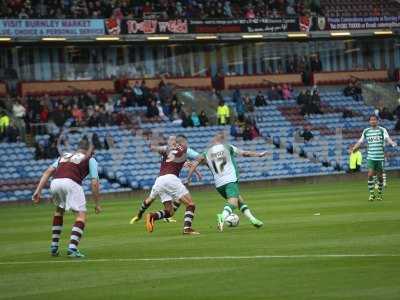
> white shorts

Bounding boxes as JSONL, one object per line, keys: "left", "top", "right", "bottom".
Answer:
{"left": 150, "top": 174, "right": 189, "bottom": 203}
{"left": 50, "top": 178, "right": 86, "bottom": 212}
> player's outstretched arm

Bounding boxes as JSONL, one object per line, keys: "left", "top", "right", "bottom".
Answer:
{"left": 186, "top": 156, "right": 205, "bottom": 184}
{"left": 91, "top": 179, "right": 102, "bottom": 214}
{"left": 239, "top": 150, "right": 268, "bottom": 158}
{"left": 184, "top": 161, "right": 203, "bottom": 181}
{"left": 385, "top": 135, "right": 398, "bottom": 147}
{"left": 32, "top": 166, "right": 56, "bottom": 204}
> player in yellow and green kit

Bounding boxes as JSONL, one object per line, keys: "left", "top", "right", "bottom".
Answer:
{"left": 187, "top": 132, "right": 268, "bottom": 231}
{"left": 351, "top": 115, "right": 397, "bottom": 201}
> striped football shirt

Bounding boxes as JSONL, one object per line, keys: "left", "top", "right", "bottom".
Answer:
{"left": 359, "top": 126, "right": 389, "bottom": 161}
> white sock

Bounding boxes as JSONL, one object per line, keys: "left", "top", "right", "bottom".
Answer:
{"left": 221, "top": 206, "right": 232, "bottom": 222}
{"left": 240, "top": 204, "right": 256, "bottom": 221}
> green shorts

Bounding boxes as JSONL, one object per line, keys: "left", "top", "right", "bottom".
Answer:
{"left": 216, "top": 182, "right": 240, "bottom": 199}
{"left": 367, "top": 160, "right": 384, "bottom": 172}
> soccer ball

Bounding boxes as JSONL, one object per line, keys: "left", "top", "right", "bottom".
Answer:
{"left": 224, "top": 213, "right": 239, "bottom": 227}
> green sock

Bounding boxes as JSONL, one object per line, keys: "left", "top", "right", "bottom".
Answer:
{"left": 368, "top": 176, "right": 375, "bottom": 195}
{"left": 377, "top": 178, "right": 383, "bottom": 194}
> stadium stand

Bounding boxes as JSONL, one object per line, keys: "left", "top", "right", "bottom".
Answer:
{"left": 0, "top": 0, "right": 315, "bottom": 19}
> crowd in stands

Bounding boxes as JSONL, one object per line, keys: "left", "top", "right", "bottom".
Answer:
{"left": 343, "top": 80, "right": 363, "bottom": 102}
{"left": 1, "top": 0, "right": 319, "bottom": 19}
{"left": 296, "top": 87, "right": 322, "bottom": 116}
{"left": 3, "top": 0, "right": 399, "bottom": 20}
{"left": 0, "top": 77, "right": 214, "bottom": 146}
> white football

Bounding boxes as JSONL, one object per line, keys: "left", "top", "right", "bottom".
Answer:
{"left": 224, "top": 213, "right": 239, "bottom": 227}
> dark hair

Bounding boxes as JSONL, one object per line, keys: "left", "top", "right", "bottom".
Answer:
{"left": 369, "top": 114, "right": 378, "bottom": 121}
{"left": 176, "top": 134, "right": 187, "bottom": 140}
{"left": 78, "top": 138, "right": 91, "bottom": 150}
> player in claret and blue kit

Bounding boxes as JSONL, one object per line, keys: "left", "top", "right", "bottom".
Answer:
{"left": 130, "top": 135, "right": 201, "bottom": 224}
{"left": 32, "top": 139, "right": 101, "bottom": 258}
{"left": 136, "top": 135, "right": 200, "bottom": 235}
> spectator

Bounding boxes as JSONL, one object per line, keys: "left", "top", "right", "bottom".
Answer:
{"left": 39, "top": 105, "right": 50, "bottom": 123}
{"left": 105, "top": 98, "right": 115, "bottom": 114}
{"left": 133, "top": 81, "right": 144, "bottom": 105}
{"left": 234, "top": 94, "right": 245, "bottom": 117}
{"left": 300, "top": 124, "right": 314, "bottom": 142}
{"left": 51, "top": 104, "right": 67, "bottom": 127}
{"left": 146, "top": 100, "right": 161, "bottom": 122}
{"left": 181, "top": 111, "right": 193, "bottom": 128}
{"left": 0, "top": 111, "right": 10, "bottom": 140}
{"left": 268, "top": 86, "right": 280, "bottom": 101}
{"left": 168, "top": 99, "right": 181, "bottom": 118}
{"left": 232, "top": 89, "right": 241, "bottom": 103}
{"left": 71, "top": 104, "right": 84, "bottom": 124}
{"left": 199, "top": 110, "right": 209, "bottom": 127}
{"left": 282, "top": 84, "right": 293, "bottom": 100}
{"left": 12, "top": 100, "right": 26, "bottom": 139}
{"left": 296, "top": 90, "right": 306, "bottom": 105}
{"left": 230, "top": 121, "right": 242, "bottom": 140}
{"left": 5, "top": 122, "right": 19, "bottom": 143}
{"left": 249, "top": 120, "right": 260, "bottom": 140}
{"left": 243, "top": 95, "right": 254, "bottom": 113}
{"left": 393, "top": 101, "right": 400, "bottom": 119}
{"left": 395, "top": 118, "right": 400, "bottom": 131}
{"left": 171, "top": 108, "right": 182, "bottom": 125}
{"left": 255, "top": 91, "right": 267, "bottom": 107}
{"left": 92, "top": 133, "right": 103, "bottom": 150}
{"left": 379, "top": 107, "right": 394, "bottom": 121}
{"left": 348, "top": 144, "right": 362, "bottom": 173}
{"left": 217, "top": 100, "right": 230, "bottom": 125}
{"left": 343, "top": 82, "right": 355, "bottom": 97}
{"left": 310, "top": 54, "right": 323, "bottom": 72}
{"left": 242, "top": 123, "right": 252, "bottom": 141}
{"left": 104, "top": 133, "right": 115, "bottom": 150}
{"left": 353, "top": 81, "right": 363, "bottom": 102}
{"left": 191, "top": 112, "right": 201, "bottom": 127}
{"left": 45, "top": 140, "right": 59, "bottom": 159}
{"left": 34, "top": 143, "right": 46, "bottom": 160}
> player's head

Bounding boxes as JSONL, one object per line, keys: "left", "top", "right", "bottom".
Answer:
{"left": 167, "top": 135, "right": 177, "bottom": 148}
{"left": 78, "top": 138, "right": 91, "bottom": 153}
{"left": 369, "top": 115, "right": 379, "bottom": 127}
{"left": 176, "top": 134, "right": 188, "bottom": 147}
{"left": 212, "top": 131, "right": 226, "bottom": 144}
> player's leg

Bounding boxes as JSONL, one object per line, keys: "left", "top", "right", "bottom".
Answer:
{"left": 238, "top": 195, "right": 263, "bottom": 228}
{"left": 145, "top": 200, "right": 174, "bottom": 233}
{"left": 50, "top": 206, "right": 65, "bottom": 256}
{"left": 367, "top": 160, "right": 376, "bottom": 201}
{"left": 375, "top": 162, "right": 384, "bottom": 201}
{"left": 68, "top": 211, "right": 86, "bottom": 258}
{"left": 216, "top": 183, "right": 238, "bottom": 231}
{"left": 179, "top": 193, "right": 200, "bottom": 235}
{"left": 383, "top": 172, "right": 387, "bottom": 187}
{"left": 49, "top": 179, "right": 66, "bottom": 256}
{"left": 130, "top": 196, "right": 155, "bottom": 224}
{"left": 65, "top": 180, "right": 87, "bottom": 258}
{"left": 163, "top": 199, "right": 181, "bottom": 223}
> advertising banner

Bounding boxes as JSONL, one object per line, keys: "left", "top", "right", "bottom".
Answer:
{"left": 312, "top": 16, "right": 400, "bottom": 31}
{"left": 0, "top": 19, "right": 105, "bottom": 36}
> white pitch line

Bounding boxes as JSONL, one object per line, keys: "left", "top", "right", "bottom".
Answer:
{"left": 0, "top": 254, "right": 399, "bottom": 265}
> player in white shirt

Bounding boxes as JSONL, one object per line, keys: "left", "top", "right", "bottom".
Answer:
{"left": 187, "top": 132, "right": 268, "bottom": 231}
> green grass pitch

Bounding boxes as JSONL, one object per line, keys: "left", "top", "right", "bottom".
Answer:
{"left": 1, "top": 178, "right": 400, "bottom": 300}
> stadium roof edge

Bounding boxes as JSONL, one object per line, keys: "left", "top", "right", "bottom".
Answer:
{"left": 0, "top": 29, "right": 398, "bottom": 44}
